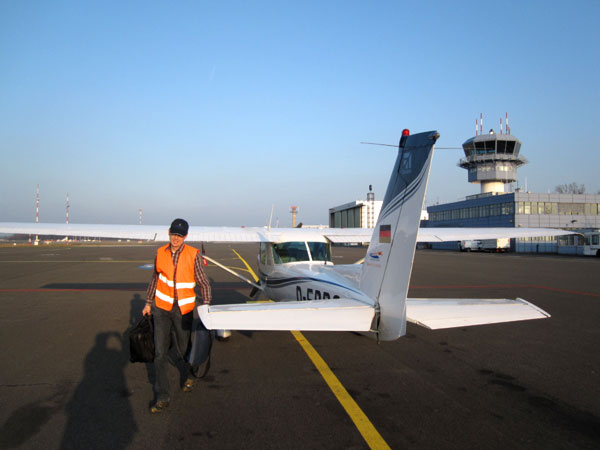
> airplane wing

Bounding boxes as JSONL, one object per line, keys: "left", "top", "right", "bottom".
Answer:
{"left": 406, "top": 297, "right": 550, "bottom": 330}
{"left": 198, "top": 299, "right": 375, "bottom": 332}
{"left": 0, "top": 222, "right": 574, "bottom": 243}
{"left": 0, "top": 223, "right": 270, "bottom": 242}
{"left": 0, "top": 222, "right": 372, "bottom": 243}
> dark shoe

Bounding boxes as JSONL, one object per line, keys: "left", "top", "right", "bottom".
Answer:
{"left": 183, "top": 377, "right": 196, "bottom": 392}
{"left": 150, "top": 400, "right": 169, "bottom": 413}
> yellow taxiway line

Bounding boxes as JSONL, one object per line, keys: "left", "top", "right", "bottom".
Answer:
{"left": 291, "top": 331, "right": 391, "bottom": 450}
{"left": 232, "top": 248, "right": 390, "bottom": 449}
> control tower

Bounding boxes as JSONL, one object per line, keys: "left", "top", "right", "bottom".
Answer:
{"left": 458, "top": 130, "right": 527, "bottom": 194}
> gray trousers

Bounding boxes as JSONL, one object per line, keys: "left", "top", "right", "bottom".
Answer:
{"left": 152, "top": 303, "right": 193, "bottom": 402}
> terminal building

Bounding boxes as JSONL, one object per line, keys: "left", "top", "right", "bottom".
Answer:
{"left": 424, "top": 127, "right": 600, "bottom": 253}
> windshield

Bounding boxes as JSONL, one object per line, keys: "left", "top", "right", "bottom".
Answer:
{"left": 272, "top": 242, "right": 310, "bottom": 263}
{"left": 272, "top": 241, "right": 331, "bottom": 264}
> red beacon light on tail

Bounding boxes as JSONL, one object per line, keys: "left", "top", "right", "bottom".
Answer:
{"left": 400, "top": 129, "right": 410, "bottom": 147}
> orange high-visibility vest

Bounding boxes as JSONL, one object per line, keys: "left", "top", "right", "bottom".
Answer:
{"left": 154, "top": 244, "right": 199, "bottom": 314}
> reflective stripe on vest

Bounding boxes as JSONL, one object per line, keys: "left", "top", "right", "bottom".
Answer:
{"left": 154, "top": 244, "right": 199, "bottom": 314}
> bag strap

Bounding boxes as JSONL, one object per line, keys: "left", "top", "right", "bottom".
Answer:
{"left": 144, "top": 314, "right": 153, "bottom": 332}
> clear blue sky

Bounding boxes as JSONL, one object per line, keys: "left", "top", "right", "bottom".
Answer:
{"left": 1, "top": 0, "right": 598, "bottom": 226}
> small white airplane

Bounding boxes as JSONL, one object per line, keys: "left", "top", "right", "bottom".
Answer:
{"left": 0, "top": 130, "right": 575, "bottom": 341}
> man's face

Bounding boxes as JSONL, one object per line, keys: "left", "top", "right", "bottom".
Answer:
{"left": 169, "top": 233, "right": 186, "bottom": 251}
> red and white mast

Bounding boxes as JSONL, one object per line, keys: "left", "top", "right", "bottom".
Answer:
{"left": 480, "top": 113, "right": 483, "bottom": 135}
{"left": 35, "top": 184, "right": 39, "bottom": 224}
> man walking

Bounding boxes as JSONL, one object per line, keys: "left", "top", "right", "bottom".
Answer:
{"left": 142, "top": 218, "right": 212, "bottom": 413}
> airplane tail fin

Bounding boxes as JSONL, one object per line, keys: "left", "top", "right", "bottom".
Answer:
{"left": 359, "top": 130, "right": 439, "bottom": 340}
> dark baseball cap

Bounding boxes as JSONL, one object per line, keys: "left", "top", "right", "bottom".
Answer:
{"left": 169, "top": 218, "right": 189, "bottom": 236}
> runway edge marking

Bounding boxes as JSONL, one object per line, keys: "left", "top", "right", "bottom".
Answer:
{"left": 291, "top": 330, "right": 391, "bottom": 450}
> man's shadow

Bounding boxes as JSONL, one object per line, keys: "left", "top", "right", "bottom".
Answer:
{"left": 58, "top": 296, "right": 143, "bottom": 450}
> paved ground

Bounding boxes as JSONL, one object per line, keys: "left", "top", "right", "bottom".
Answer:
{"left": 0, "top": 244, "right": 599, "bottom": 449}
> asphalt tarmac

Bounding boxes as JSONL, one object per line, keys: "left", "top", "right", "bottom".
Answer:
{"left": 0, "top": 243, "right": 599, "bottom": 450}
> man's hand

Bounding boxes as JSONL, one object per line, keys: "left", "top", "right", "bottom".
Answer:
{"left": 142, "top": 303, "right": 152, "bottom": 316}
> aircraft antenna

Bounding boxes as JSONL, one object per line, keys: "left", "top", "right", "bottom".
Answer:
{"left": 268, "top": 205, "right": 274, "bottom": 231}
{"left": 361, "top": 142, "right": 460, "bottom": 149}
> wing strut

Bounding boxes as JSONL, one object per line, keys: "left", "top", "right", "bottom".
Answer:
{"left": 203, "top": 255, "right": 263, "bottom": 291}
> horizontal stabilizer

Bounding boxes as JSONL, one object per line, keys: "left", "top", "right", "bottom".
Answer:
{"left": 198, "top": 299, "right": 375, "bottom": 332}
{"left": 406, "top": 297, "right": 550, "bottom": 330}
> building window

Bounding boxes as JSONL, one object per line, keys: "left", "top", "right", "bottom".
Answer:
{"left": 585, "top": 203, "right": 599, "bottom": 216}
{"left": 517, "top": 202, "right": 523, "bottom": 214}
{"left": 537, "top": 202, "right": 544, "bottom": 215}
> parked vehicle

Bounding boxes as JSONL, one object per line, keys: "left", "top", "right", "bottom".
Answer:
{"left": 460, "top": 238, "right": 510, "bottom": 252}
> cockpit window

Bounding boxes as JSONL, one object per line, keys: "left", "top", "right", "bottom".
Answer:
{"left": 307, "top": 242, "right": 329, "bottom": 262}
{"left": 259, "top": 242, "right": 268, "bottom": 264}
{"left": 272, "top": 242, "right": 309, "bottom": 263}
{"left": 271, "top": 241, "right": 331, "bottom": 264}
